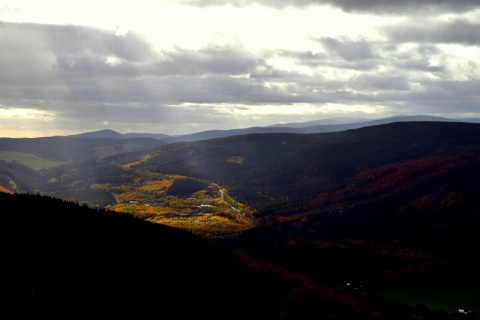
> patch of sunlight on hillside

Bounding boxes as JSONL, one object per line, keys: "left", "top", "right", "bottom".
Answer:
{"left": 0, "top": 151, "right": 66, "bottom": 170}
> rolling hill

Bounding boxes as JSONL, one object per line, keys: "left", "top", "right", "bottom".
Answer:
{"left": 112, "top": 121, "right": 480, "bottom": 204}
{"left": 0, "top": 136, "right": 165, "bottom": 162}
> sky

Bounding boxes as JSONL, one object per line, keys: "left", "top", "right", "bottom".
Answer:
{"left": 1, "top": 0, "right": 480, "bottom": 138}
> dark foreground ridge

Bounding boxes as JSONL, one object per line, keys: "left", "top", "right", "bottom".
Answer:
{"left": 2, "top": 192, "right": 384, "bottom": 320}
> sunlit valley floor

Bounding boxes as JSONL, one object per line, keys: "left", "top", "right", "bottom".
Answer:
{"left": 101, "top": 173, "right": 256, "bottom": 238}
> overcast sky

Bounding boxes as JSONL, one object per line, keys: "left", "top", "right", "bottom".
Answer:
{"left": 1, "top": 0, "right": 480, "bottom": 137}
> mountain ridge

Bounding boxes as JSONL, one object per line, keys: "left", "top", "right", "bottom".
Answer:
{"left": 67, "top": 114, "right": 480, "bottom": 144}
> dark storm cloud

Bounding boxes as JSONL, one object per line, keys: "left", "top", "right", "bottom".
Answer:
{"left": 383, "top": 19, "right": 480, "bottom": 45}
{"left": 182, "top": 0, "right": 480, "bottom": 13}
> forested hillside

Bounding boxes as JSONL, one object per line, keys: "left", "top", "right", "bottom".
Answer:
{"left": 2, "top": 192, "right": 397, "bottom": 319}
{"left": 0, "top": 136, "right": 165, "bottom": 162}
{"left": 121, "top": 121, "right": 480, "bottom": 205}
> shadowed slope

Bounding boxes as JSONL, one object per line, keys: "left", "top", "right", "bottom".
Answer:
{"left": 2, "top": 192, "right": 380, "bottom": 320}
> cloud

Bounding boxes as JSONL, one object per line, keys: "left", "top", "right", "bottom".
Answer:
{"left": 0, "top": 22, "right": 267, "bottom": 101}
{"left": 318, "top": 37, "right": 377, "bottom": 61}
{"left": 386, "top": 79, "right": 480, "bottom": 115}
{"left": 154, "top": 47, "right": 262, "bottom": 76}
{"left": 1, "top": 14, "right": 480, "bottom": 138}
{"left": 389, "top": 46, "right": 447, "bottom": 74}
{"left": 0, "top": 22, "right": 157, "bottom": 86}
{"left": 383, "top": 19, "right": 480, "bottom": 45}
{"left": 316, "top": 0, "right": 480, "bottom": 14}
{"left": 352, "top": 74, "right": 411, "bottom": 91}
{"left": 181, "top": 0, "right": 480, "bottom": 13}
{"left": 0, "top": 22, "right": 156, "bottom": 61}
{"left": 0, "top": 21, "right": 322, "bottom": 134}
{"left": 1, "top": 21, "right": 440, "bottom": 117}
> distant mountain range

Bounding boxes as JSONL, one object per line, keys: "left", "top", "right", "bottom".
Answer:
{"left": 69, "top": 129, "right": 170, "bottom": 140}
{"left": 2, "top": 114, "right": 463, "bottom": 162}
{"left": 69, "top": 115, "right": 480, "bottom": 144}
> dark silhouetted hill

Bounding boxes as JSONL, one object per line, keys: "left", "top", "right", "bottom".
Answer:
{"left": 2, "top": 192, "right": 391, "bottom": 320}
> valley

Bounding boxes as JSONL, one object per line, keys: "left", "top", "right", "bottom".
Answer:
{"left": 98, "top": 172, "right": 254, "bottom": 238}
{"left": 2, "top": 120, "right": 480, "bottom": 318}
{"left": 0, "top": 148, "right": 254, "bottom": 238}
